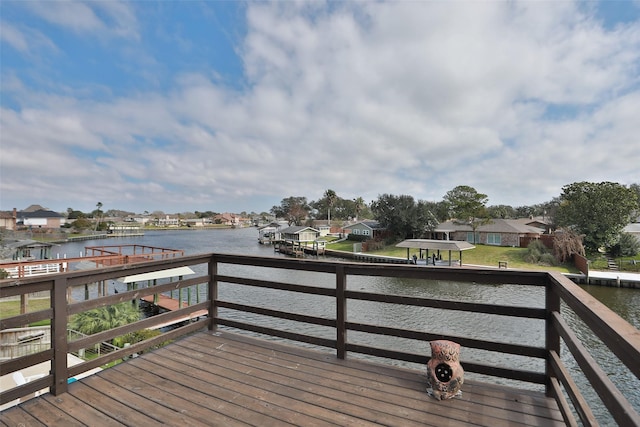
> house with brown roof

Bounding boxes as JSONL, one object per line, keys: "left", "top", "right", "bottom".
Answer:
{"left": 514, "top": 216, "right": 552, "bottom": 234}
{"left": 434, "top": 219, "right": 544, "bottom": 247}
{"left": 213, "top": 213, "right": 240, "bottom": 227}
{"left": 16, "top": 207, "right": 64, "bottom": 229}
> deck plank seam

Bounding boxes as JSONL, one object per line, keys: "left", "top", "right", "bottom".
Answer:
{"left": 158, "top": 337, "right": 545, "bottom": 427}
{"left": 142, "top": 348, "right": 432, "bottom": 427}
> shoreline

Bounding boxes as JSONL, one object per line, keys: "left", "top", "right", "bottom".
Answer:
{"left": 323, "top": 248, "right": 640, "bottom": 288}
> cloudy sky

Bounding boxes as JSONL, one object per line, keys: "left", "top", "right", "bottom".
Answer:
{"left": 1, "top": 1, "right": 639, "bottom": 215}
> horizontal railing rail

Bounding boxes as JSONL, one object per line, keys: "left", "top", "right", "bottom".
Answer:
{"left": 546, "top": 272, "right": 640, "bottom": 426}
{"left": 1, "top": 253, "right": 638, "bottom": 426}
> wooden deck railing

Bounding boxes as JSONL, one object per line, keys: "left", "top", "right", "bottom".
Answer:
{"left": 1, "top": 253, "right": 639, "bottom": 426}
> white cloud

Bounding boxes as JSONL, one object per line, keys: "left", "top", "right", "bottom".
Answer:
{"left": 1, "top": 1, "right": 639, "bottom": 213}
{"left": 0, "top": 20, "right": 57, "bottom": 55}
{"left": 1, "top": 21, "right": 29, "bottom": 52}
{"left": 25, "top": 0, "right": 138, "bottom": 39}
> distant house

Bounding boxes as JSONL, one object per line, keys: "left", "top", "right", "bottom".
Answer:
{"left": 343, "top": 220, "right": 387, "bottom": 240}
{"left": 16, "top": 207, "right": 64, "bottom": 230}
{"left": 0, "top": 209, "right": 16, "bottom": 230}
{"left": 156, "top": 215, "right": 181, "bottom": 227}
{"left": 623, "top": 221, "right": 640, "bottom": 243}
{"left": 257, "top": 222, "right": 283, "bottom": 244}
{"left": 434, "top": 219, "right": 544, "bottom": 247}
{"left": 213, "top": 213, "right": 240, "bottom": 227}
{"left": 310, "top": 220, "right": 332, "bottom": 237}
{"left": 183, "top": 218, "right": 209, "bottom": 227}
{"left": 2, "top": 239, "right": 55, "bottom": 260}
{"left": 280, "top": 226, "right": 320, "bottom": 243}
{"left": 514, "top": 216, "right": 552, "bottom": 234}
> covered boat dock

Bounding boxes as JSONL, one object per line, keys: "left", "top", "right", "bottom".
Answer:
{"left": 396, "top": 239, "right": 475, "bottom": 266}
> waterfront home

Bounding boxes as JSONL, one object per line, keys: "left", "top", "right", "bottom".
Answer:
{"left": 434, "top": 218, "right": 543, "bottom": 247}
{"left": 16, "top": 207, "right": 64, "bottom": 230}
{"left": 257, "top": 222, "right": 283, "bottom": 244}
{"left": 0, "top": 210, "right": 16, "bottom": 231}
{"left": 623, "top": 217, "right": 640, "bottom": 243}
{"left": 155, "top": 215, "right": 181, "bottom": 227}
{"left": 343, "top": 220, "right": 387, "bottom": 239}
{"left": 213, "top": 212, "right": 241, "bottom": 227}
{"left": 310, "top": 220, "right": 332, "bottom": 237}
{"left": 1, "top": 239, "right": 54, "bottom": 261}
{"left": 279, "top": 225, "right": 320, "bottom": 243}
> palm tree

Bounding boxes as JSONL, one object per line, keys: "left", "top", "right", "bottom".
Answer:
{"left": 94, "top": 202, "right": 103, "bottom": 232}
{"left": 324, "top": 189, "right": 337, "bottom": 223}
{"left": 354, "top": 197, "right": 365, "bottom": 221}
{"left": 69, "top": 302, "right": 140, "bottom": 337}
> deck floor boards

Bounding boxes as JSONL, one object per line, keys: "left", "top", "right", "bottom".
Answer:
{"left": 1, "top": 330, "right": 565, "bottom": 426}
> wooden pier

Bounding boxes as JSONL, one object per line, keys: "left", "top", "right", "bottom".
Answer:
{"left": 274, "top": 240, "right": 326, "bottom": 257}
{"left": 140, "top": 294, "right": 208, "bottom": 329}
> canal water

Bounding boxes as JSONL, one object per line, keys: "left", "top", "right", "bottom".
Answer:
{"left": 52, "top": 228, "right": 639, "bottom": 424}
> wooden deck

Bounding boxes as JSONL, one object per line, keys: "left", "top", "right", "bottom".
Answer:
{"left": 1, "top": 331, "right": 564, "bottom": 427}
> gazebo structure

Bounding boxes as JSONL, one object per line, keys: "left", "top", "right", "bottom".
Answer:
{"left": 396, "top": 239, "right": 475, "bottom": 266}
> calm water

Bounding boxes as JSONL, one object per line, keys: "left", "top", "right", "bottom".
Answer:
{"left": 53, "top": 228, "right": 639, "bottom": 424}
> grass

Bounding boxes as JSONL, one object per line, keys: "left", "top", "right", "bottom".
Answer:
{"left": 327, "top": 239, "right": 579, "bottom": 273}
{"left": 0, "top": 298, "right": 51, "bottom": 320}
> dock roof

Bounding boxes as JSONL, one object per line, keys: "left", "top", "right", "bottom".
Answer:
{"left": 396, "top": 239, "right": 475, "bottom": 251}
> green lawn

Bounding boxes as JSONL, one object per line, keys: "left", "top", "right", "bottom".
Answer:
{"left": 327, "top": 240, "right": 579, "bottom": 273}
{"left": 1, "top": 298, "right": 51, "bottom": 320}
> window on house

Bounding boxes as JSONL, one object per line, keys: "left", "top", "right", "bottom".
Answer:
{"left": 353, "top": 229, "right": 360, "bottom": 235}
{"left": 466, "top": 232, "right": 478, "bottom": 243}
{"left": 362, "top": 229, "right": 370, "bottom": 236}
{"left": 487, "top": 233, "right": 501, "bottom": 245}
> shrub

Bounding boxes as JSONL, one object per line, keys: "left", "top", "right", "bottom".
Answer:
{"left": 114, "top": 329, "right": 172, "bottom": 353}
{"left": 610, "top": 233, "right": 640, "bottom": 257}
{"left": 539, "top": 253, "right": 558, "bottom": 266}
{"left": 69, "top": 302, "right": 140, "bottom": 337}
{"left": 525, "top": 240, "right": 557, "bottom": 266}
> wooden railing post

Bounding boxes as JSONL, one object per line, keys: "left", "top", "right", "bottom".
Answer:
{"left": 51, "top": 276, "right": 69, "bottom": 395}
{"left": 208, "top": 255, "right": 218, "bottom": 331}
{"left": 336, "top": 265, "right": 346, "bottom": 359}
{"left": 545, "top": 277, "right": 561, "bottom": 397}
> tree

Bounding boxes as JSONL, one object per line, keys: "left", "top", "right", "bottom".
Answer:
{"left": 354, "top": 197, "right": 366, "bottom": 221}
{"left": 69, "top": 302, "right": 140, "bottom": 338}
{"left": 443, "top": 185, "right": 490, "bottom": 244}
{"left": 630, "top": 183, "right": 640, "bottom": 207}
{"left": 94, "top": 202, "right": 103, "bottom": 231}
{"left": 556, "top": 181, "right": 639, "bottom": 252}
{"left": 487, "top": 205, "right": 516, "bottom": 219}
{"left": 315, "top": 196, "right": 370, "bottom": 221}
{"left": 415, "top": 200, "right": 440, "bottom": 237}
{"left": 71, "top": 217, "right": 93, "bottom": 231}
{"left": 66, "top": 208, "right": 85, "bottom": 219}
{"left": 610, "top": 233, "right": 640, "bottom": 257}
{"left": 271, "top": 196, "right": 311, "bottom": 226}
{"left": 553, "top": 228, "right": 586, "bottom": 263}
{"left": 371, "top": 194, "right": 438, "bottom": 240}
{"left": 324, "top": 189, "right": 337, "bottom": 223}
